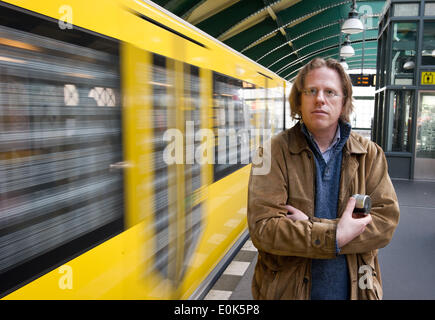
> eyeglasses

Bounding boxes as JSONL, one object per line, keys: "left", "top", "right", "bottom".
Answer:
{"left": 302, "top": 88, "right": 344, "bottom": 99}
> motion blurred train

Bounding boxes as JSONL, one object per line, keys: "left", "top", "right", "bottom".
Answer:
{"left": 0, "top": 0, "right": 289, "bottom": 299}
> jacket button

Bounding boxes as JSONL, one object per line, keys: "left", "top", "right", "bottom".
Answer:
{"left": 303, "top": 277, "right": 309, "bottom": 284}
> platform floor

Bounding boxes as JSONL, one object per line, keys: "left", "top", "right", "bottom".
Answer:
{"left": 204, "top": 179, "right": 435, "bottom": 300}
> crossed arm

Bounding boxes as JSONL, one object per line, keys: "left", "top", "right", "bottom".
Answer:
{"left": 286, "top": 197, "right": 372, "bottom": 249}
{"left": 247, "top": 138, "right": 400, "bottom": 259}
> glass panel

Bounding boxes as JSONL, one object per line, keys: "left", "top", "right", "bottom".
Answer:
{"left": 380, "top": 91, "right": 387, "bottom": 147}
{"left": 0, "top": 25, "right": 123, "bottom": 275}
{"left": 373, "top": 93, "right": 380, "bottom": 142}
{"left": 422, "top": 22, "right": 435, "bottom": 65}
{"left": 350, "top": 93, "right": 375, "bottom": 141}
{"left": 267, "top": 87, "right": 285, "bottom": 134}
{"left": 181, "top": 64, "right": 203, "bottom": 283}
{"left": 284, "top": 85, "right": 293, "bottom": 129}
{"left": 416, "top": 93, "right": 435, "bottom": 158}
{"left": 380, "top": 31, "right": 387, "bottom": 87}
{"left": 425, "top": 2, "right": 435, "bottom": 15}
{"left": 387, "top": 90, "right": 413, "bottom": 152}
{"left": 393, "top": 3, "right": 419, "bottom": 16}
{"left": 151, "top": 53, "right": 170, "bottom": 278}
{"left": 213, "top": 72, "right": 250, "bottom": 181}
{"left": 391, "top": 22, "right": 417, "bottom": 85}
{"left": 415, "top": 92, "right": 435, "bottom": 180}
{"left": 376, "top": 91, "right": 386, "bottom": 146}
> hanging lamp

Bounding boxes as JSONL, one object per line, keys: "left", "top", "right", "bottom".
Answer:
{"left": 342, "top": 0, "right": 364, "bottom": 34}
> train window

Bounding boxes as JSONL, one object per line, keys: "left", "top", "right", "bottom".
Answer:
{"left": 151, "top": 53, "right": 171, "bottom": 278}
{"left": 182, "top": 64, "right": 202, "bottom": 277}
{"left": 213, "top": 72, "right": 251, "bottom": 181}
{"left": 269, "top": 87, "right": 286, "bottom": 133}
{"left": 0, "top": 7, "right": 123, "bottom": 296}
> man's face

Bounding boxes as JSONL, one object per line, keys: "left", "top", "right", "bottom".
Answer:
{"left": 300, "top": 67, "right": 344, "bottom": 134}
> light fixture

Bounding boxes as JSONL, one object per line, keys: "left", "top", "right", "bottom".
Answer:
{"left": 341, "top": 0, "right": 364, "bottom": 34}
{"left": 339, "top": 58, "right": 349, "bottom": 70}
{"left": 432, "top": 49, "right": 435, "bottom": 58}
{"left": 340, "top": 36, "right": 355, "bottom": 57}
{"left": 403, "top": 60, "right": 415, "bottom": 70}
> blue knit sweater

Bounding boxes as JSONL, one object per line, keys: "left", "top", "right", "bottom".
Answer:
{"left": 301, "top": 121, "right": 351, "bottom": 300}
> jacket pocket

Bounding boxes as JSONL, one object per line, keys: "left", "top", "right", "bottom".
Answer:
{"left": 265, "top": 267, "right": 302, "bottom": 300}
{"left": 266, "top": 269, "right": 281, "bottom": 300}
{"left": 358, "top": 251, "right": 382, "bottom": 300}
{"left": 255, "top": 253, "right": 305, "bottom": 299}
{"left": 255, "top": 259, "right": 280, "bottom": 300}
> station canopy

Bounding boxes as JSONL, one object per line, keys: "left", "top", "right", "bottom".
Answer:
{"left": 150, "top": 0, "right": 386, "bottom": 81}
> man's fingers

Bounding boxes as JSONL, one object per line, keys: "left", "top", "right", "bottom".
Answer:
{"left": 285, "top": 205, "right": 309, "bottom": 221}
{"left": 352, "top": 212, "right": 373, "bottom": 224}
{"left": 360, "top": 213, "right": 372, "bottom": 224}
{"left": 344, "top": 197, "right": 356, "bottom": 215}
{"left": 285, "top": 205, "right": 295, "bottom": 213}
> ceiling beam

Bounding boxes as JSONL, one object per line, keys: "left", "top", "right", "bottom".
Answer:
{"left": 184, "top": 0, "right": 240, "bottom": 25}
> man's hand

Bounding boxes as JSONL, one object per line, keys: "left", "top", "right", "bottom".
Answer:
{"left": 336, "top": 197, "right": 372, "bottom": 249}
{"left": 285, "top": 205, "right": 309, "bottom": 221}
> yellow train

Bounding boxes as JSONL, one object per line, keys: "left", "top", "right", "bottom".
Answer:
{"left": 0, "top": 0, "right": 289, "bottom": 299}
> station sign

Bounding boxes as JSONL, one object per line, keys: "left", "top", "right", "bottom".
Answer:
{"left": 350, "top": 74, "right": 375, "bottom": 87}
{"left": 421, "top": 72, "right": 435, "bottom": 85}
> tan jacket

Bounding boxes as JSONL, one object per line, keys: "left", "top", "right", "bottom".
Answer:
{"left": 247, "top": 122, "right": 400, "bottom": 300}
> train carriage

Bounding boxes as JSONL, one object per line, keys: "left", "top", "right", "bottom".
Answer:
{"left": 0, "top": 0, "right": 288, "bottom": 299}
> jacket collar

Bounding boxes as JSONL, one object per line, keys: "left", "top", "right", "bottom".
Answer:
{"left": 287, "top": 121, "right": 367, "bottom": 155}
{"left": 345, "top": 131, "right": 367, "bottom": 155}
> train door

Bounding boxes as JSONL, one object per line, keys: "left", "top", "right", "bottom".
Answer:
{"left": 122, "top": 42, "right": 208, "bottom": 297}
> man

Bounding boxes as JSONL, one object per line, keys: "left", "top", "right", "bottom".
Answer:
{"left": 247, "top": 58, "right": 400, "bottom": 300}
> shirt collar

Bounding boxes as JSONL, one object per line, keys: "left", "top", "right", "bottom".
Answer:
{"left": 288, "top": 121, "right": 365, "bottom": 155}
{"left": 301, "top": 122, "right": 342, "bottom": 154}
{"left": 327, "top": 125, "right": 341, "bottom": 151}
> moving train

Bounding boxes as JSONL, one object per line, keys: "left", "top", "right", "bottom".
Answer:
{"left": 0, "top": 0, "right": 289, "bottom": 299}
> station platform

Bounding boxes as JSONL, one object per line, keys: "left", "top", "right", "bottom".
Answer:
{"left": 203, "top": 179, "right": 435, "bottom": 300}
